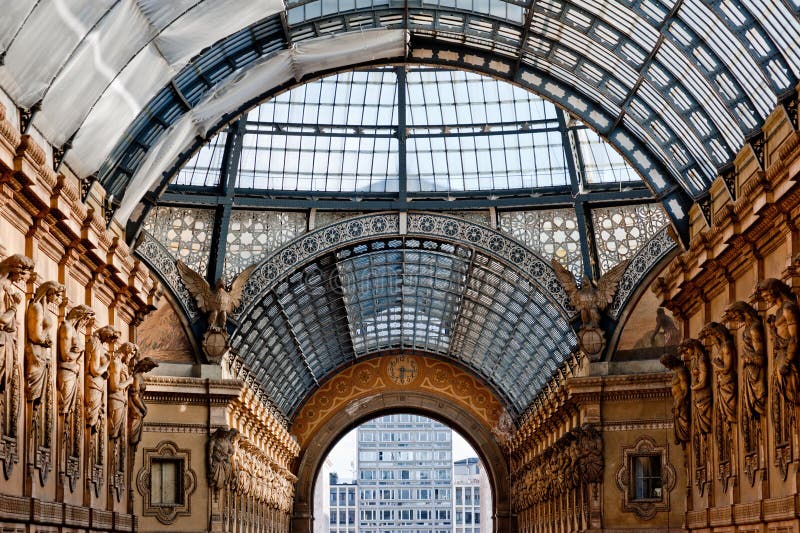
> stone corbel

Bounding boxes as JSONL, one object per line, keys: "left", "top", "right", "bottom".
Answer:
{"left": 0, "top": 108, "right": 20, "bottom": 172}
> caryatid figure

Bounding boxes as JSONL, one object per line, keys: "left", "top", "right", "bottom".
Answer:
{"left": 57, "top": 305, "right": 95, "bottom": 414}
{"left": 700, "top": 321, "right": 737, "bottom": 425}
{"left": 25, "top": 281, "right": 65, "bottom": 408}
{"left": 85, "top": 326, "right": 119, "bottom": 432}
{"left": 681, "top": 338, "right": 712, "bottom": 435}
{"left": 755, "top": 278, "right": 800, "bottom": 404}
{"left": 722, "top": 301, "right": 767, "bottom": 419}
{"left": 107, "top": 342, "right": 135, "bottom": 440}
{"left": 660, "top": 353, "right": 691, "bottom": 446}
{"left": 127, "top": 354, "right": 158, "bottom": 447}
{"left": 0, "top": 255, "right": 35, "bottom": 392}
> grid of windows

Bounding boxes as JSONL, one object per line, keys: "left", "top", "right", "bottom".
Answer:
{"left": 358, "top": 415, "right": 453, "bottom": 533}
{"left": 329, "top": 484, "right": 358, "bottom": 533}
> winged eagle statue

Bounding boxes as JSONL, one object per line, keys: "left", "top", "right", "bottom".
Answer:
{"left": 551, "top": 259, "right": 629, "bottom": 359}
{"left": 177, "top": 260, "right": 257, "bottom": 362}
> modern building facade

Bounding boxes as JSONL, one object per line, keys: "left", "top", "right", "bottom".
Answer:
{"left": 358, "top": 415, "right": 453, "bottom": 533}
{"left": 329, "top": 479, "right": 358, "bottom": 533}
{"left": 453, "top": 459, "right": 491, "bottom": 533}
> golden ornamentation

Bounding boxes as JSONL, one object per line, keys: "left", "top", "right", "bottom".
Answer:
{"left": 291, "top": 355, "right": 510, "bottom": 448}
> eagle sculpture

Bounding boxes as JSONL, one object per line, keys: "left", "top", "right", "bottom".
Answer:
{"left": 551, "top": 259, "right": 628, "bottom": 358}
{"left": 176, "top": 260, "right": 256, "bottom": 333}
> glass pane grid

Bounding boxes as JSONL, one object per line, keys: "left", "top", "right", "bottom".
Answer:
{"left": 575, "top": 127, "right": 640, "bottom": 185}
{"left": 173, "top": 131, "right": 227, "bottom": 187}
{"left": 236, "top": 293, "right": 316, "bottom": 415}
{"left": 276, "top": 262, "right": 355, "bottom": 381}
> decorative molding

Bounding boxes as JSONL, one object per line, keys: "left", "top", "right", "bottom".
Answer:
{"left": 143, "top": 422, "right": 208, "bottom": 434}
{"left": 602, "top": 420, "right": 672, "bottom": 432}
{"left": 136, "top": 440, "right": 196, "bottom": 525}
{"left": 135, "top": 233, "right": 200, "bottom": 321}
{"left": 609, "top": 227, "right": 677, "bottom": 319}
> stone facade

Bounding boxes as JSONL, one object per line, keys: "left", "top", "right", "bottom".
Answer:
{"left": 654, "top": 85, "right": 800, "bottom": 532}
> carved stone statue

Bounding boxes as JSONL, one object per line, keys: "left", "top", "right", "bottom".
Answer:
{"left": 552, "top": 259, "right": 628, "bottom": 358}
{"left": 57, "top": 305, "right": 94, "bottom": 415}
{"left": 107, "top": 342, "right": 135, "bottom": 440}
{"left": 208, "top": 427, "right": 239, "bottom": 490}
{"left": 176, "top": 261, "right": 256, "bottom": 363}
{"left": 700, "top": 321, "right": 737, "bottom": 425}
{"left": 723, "top": 301, "right": 766, "bottom": 420}
{"left": 127, "top": 354, "right": 158, "bottom": 447}
{"left": 659, "top": 353, "right": 691, "bottom": 446}
{"left": 681, "top": 338, "right": 712, "bottom": 435}
{"left": 0, "top": 254, "right": 34, "bottom": 393}
{"left": 85, "top": 326, "right": 119, "bottom": 432}
{"left": 756, "top": 278, "right": 800, "bottom": 405}
{"left": 0, "top": 254, "right": 34, "bottom": 478}
{"left": 576, "top": 423, "right": 603, "bottom": 483}
{"left": 25, "top": 281, "right": 64, "bottom": 408}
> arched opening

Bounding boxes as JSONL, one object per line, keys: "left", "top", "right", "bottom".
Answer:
{"left": 314, "top": 413, "right": 493, "bottom": 533}
{"left": 292, "top": 390, "right": 512, "bottom": 533}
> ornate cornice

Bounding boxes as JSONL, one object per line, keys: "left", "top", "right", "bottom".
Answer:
{"left": 657, "top": 108, "right": 800, "bottom": 308}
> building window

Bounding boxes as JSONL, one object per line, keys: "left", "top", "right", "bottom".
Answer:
{"left": 615, "top": 436, "right": 676, "bottom": 521}
{"left": 136, "top": 441, "right": 197, "bottom": 525}
{"left": 633, "top": 455, "right": 662, "bottom": 500}
{"left": 150, "top": 459, "right": 183, "bottom": 505}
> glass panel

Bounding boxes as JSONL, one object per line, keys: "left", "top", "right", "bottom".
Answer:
{"left": 575, "top": 127, "right": 640, "bottom": 184}
{"left": 633, "top": 455, "right": 662, "bottom": 500}
{"left": 174, "top": 131, "right": 227, "bottom": 187}
{"left": 151, "top": 459, "right": 181, "bottom": 505}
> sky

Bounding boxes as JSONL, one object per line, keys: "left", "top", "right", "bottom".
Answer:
{"left": 324, "top": 421, "right": 478, "bottom": 483}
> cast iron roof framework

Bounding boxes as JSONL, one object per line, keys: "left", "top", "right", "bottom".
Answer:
{"left": 1, "top": 1, "right": 799, "bottom": 244}
{"left": 136, "top": 209, "right": 678, "bottom": 422}
{"left": 155, "top": 67, "right": 657, "bottom": 281}
{"left": 133, "top": 67, "right": 677, "bottom": 421}
{"left": 229, "top": 214, "right": 579, "bottom": 419}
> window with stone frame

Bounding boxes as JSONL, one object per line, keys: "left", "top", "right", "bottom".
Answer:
{"left": 615, "top": 436, "right": 675, "bottom": 521}
{"left": 137, "top": 441, "right": 197, "bottom": 525}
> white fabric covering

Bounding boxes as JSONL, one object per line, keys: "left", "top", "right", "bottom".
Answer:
{"left": 65, "top": 44, "right": 173, "bottom": 177}
{"left": 153, "top": 0, "right": 283, "bottom": 70}
{"left": 35, "top": 0, "right": 155, "bottom": 146}
{"left": 0, "top": 0, "right": 282, "bottom": 172}
{"left": 0, "top": 0, "right": 115, "bottom": 106}
{"left": 115, "top": 29, "right": 407, "bottom": 223}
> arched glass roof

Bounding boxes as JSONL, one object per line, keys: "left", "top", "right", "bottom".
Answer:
{"left": 135, "top": 68, "right": 677, "bottom": 421}
{"left": 1, "top": 1, "right": 798, "bottom": 246}
{"left": 172, "top": 68, "right": 639, "bottom": 198}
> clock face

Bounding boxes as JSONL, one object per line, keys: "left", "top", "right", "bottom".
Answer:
{"left": 387, "top": 356, "right": 419, "bottom": 385}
